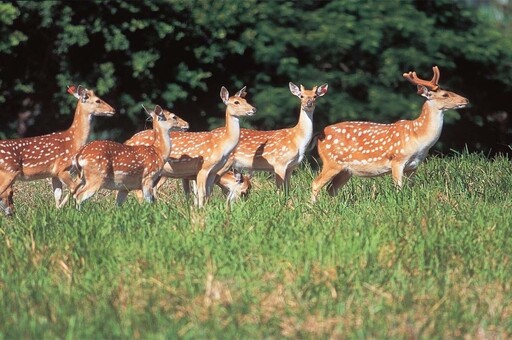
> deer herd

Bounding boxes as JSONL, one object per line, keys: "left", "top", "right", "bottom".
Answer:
{"left": 0, "top": 66, "right": 469, "bottom": 216}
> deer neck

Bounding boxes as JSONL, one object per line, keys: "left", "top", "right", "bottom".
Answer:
{"left": 67, "top": 103, "right": 92, "bottom": 151}
{"left": 221, "top": 109, "right": 241, "bottom": 153}
{"left": 153, "top": 126, "right": 172, "bottom": 161}
{"left": 412, "top": 101, "right": 444, "bottom": 145}
{"left": 293, "top": 107, "right": 314, "bottom": 147}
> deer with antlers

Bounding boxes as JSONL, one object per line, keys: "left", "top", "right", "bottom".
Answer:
{"left": 120, "top": 86, "right": 256, "bottom": 207}
{"left": 72, "top": 105, "right": 188, "bottom": 207}
{"left": 0, "top": 85, "right": 115, "bottom": 215}
{"left": 311, "top": 66, "right": 469, "bottom": 202}
{"left": 225, "top": 82, "right": 328, "bottom": 192}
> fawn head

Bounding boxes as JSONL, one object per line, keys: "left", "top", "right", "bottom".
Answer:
{"left": 403, "top": 66, "right": 469, "bottom": 111}
{"left": 67, "top": 85, "right": 115, "bottom": 117}
{"left": 220, "top": 86, "right": 257, "bottom": 117}
{"left": 289, "top": 82, "right": 328, "bottom": 112}
{"left": 234, "top": 171, "right": 251, "bottom": 199}
{"left": 143, "top": 105, "right": 189, "bottom": 132}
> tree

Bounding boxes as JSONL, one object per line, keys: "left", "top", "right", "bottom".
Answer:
{"left": 0, "top": 0, "right": 510, "bottom": 155}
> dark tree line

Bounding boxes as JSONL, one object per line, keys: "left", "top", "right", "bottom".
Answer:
{"left": 0, "top": 0, "right": 511, "bottom": 155}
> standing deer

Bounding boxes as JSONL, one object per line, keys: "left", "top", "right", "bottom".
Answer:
{"left": 125, "top": 86, "right": 256, "bottom": 207}
{"left": 125, "top": 133, "right": 252, "bottom": 203}
{"left": 227, "top": 82, "right": 328, "bottom": 192}
{"left": 72, "top": 105, "right": 188, "bottom": 207}
{"left": 311, "top": 66, "right": 469, "bottom": 202}
{"left": 0, "top": 85, "right": 115, "bottom": 215}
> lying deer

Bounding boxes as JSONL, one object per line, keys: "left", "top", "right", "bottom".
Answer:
{"left": 226, "top": 82, "right": 328, "bottom": 192}
{"left": 311, "top": 66, "right": 469, "bottom": 202}
{"left": 124, "top": 86, "right": 256, "bottom": 207}
{"left": 72, "top": 105, "right": 188, "bottom": 207}
{"left": 0, "top": 85, "right": 115, "bottom": 215}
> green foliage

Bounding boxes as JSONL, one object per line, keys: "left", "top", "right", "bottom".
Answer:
{"left": 0, "top": 0, "right": 510, "bottom": 152}
{"left": 1, "top": 154, "right": 512, "bottom": 337}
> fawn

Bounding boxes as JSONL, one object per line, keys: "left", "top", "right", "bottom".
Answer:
{"left": 311, "top": 66, "right": 469, "bottom": 202}
{"left": 124, "top": 86, "right": 256, "bottom": 207}
{"left": 0, "top": 85, "right": 115, "bottom": 215}
{"left": 72, "top": 105, "right": 188, "bottom": 207}
{"left": 226, "top": 82, "right": 328, "bottom": 193}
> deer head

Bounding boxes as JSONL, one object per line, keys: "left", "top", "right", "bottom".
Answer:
{"left": 289, "top": 82, "right": 329, "bottom": 111}
{"left": 403, "top": 66, "right": 469, "bottom": 111}
{"left": 143, "top": 105, "right": 189, "bottom": 132}
{"left": 67, "top": 84, "right": 115, "bottom": 116}
{"left": 220, "top": 86, "right": 257, "bottom": 117}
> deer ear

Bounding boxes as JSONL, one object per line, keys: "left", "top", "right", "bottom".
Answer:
{"left": 235, "top": 86, "right": 247, "bottom": 98}
{"left": 289, "top": 82, "right": 301, "bottom": 97}
{"left": 417, "top": 85, "right": 431, "bottom": 99}
{"left": 76, "top": 85, "right": 89, "bottom": 102}
{"left": 316, "top": 83, "right": 328, "bottom": 97}
{"left": 67, "top": 85, "right": 80, "bottom": 99}
{"left": 220, "top": 86, "right": 229, "bottom": 104}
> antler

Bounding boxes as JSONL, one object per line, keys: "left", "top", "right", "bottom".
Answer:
{"left": 403, "top": 66, "right": 440, "bottom": 92}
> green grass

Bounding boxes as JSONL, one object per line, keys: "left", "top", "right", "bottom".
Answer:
{"left": 1, "top": 152, "right": 512, "bottom": 338}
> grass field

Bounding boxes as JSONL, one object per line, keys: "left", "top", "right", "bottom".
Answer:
{"left": 1, "top": 152, "right": 511, "bottom": 338}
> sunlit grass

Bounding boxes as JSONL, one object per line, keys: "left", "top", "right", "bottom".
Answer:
{"left": 1, "top": 153, "right": 511, "bottom": 338}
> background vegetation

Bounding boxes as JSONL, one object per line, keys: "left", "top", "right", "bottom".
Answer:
{"left": 0, "top": 0, "right": 511, "bottom": 154}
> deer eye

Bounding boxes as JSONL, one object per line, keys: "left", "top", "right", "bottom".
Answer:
{"left": 300, "top": 95, "right": 304, "bottom": 98}
{"left": 443, "top": 93, "right": 449, "bottom": 98}
{"left": 95, "top": 99, "right": 101, "bottom": 103}
{"left": 234, "top": 100, "right": 240, "bottom": 105}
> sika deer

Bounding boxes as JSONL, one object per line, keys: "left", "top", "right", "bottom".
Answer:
{"left": 228, "top": 82, "right": 328, "bottom": 192}
{"left": 72, "top": 105, "right": 188, "bottom": 207}
{"left": 124, "top": 86, "right": 256, "bottom": 207}
{"left": 125, "top": 142, "right": 252, "bottom": 204}
{"left": 311, "top": 66, "right": 469, "bottom": 202}
{"left": 0, "top": 85, "right": 115, "bottom": 215}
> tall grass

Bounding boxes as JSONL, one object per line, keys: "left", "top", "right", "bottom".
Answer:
{"left": 1, "top": 153, "right": 511, "bottom": 338}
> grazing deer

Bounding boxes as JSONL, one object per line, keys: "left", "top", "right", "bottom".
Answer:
{"left": 311, "top": 66, "right": 469, "bottom": 202}
{"left": 0, "top": 85, "right": 115, "bottom": 215}
{"left": 72, "top": 105, "right": 188, "bottom": 207}
{"left": 228, "top": 82, "right": 328, "bottom": 192}
{"left": 125, "top": 86, "right": 256, "bottom": 207}
{"left": 179, "top": 169, "right": 252, "bottom": 205}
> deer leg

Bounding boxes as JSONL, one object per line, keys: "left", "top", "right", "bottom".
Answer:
{"left": 182, "top": 178, "right": 192, "bottom": 199}
{"left": 152, "top": 176, "right": 166, "bottom": 199}
{"left": 311, "top": 166, "right": 344, "bottom": 203}
{"left": 141, "top": 176, "right": 155, "bottom": 204}
{"left": 391, "top": 162, "right": 406, "bottom": 188}
{"left": 283, "top": 167, "right": 295, "bottom": 196}
{"left": 327, "top": 170, "right": 352, "bottom": 197}
{"left": 116, "top": 190, "right": 129, "bottom": 206}
{"left": 56, "top": 170, "right": 82, "bottom": 208}
{"left": 196, "top": 169, "right": 210, "bottom": 207}
{"left": 205, "top": 172, "right": 217, "bottom": 199}
{"left": 0, "top": 186, "right": 14, "bottom": 216}
{"left": 51, "top": 177, "right": 64, "bottom": 207}
{"left": 275, "top": 166, "right": 288, "bottom": 192}
{"left": 73, "top": 175, "right": 102, "bottom": 208}
{"left": 0, "top": 172, "right": 18, "bottom": 216}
